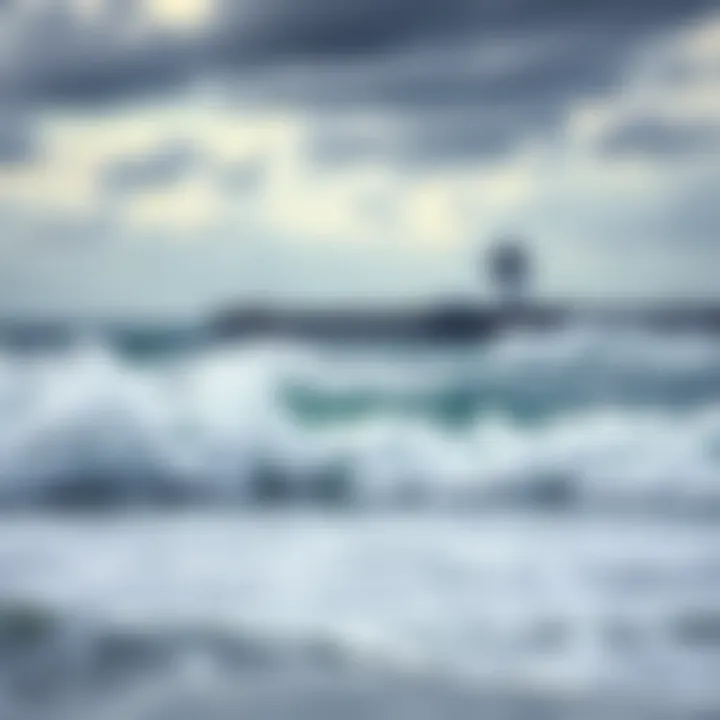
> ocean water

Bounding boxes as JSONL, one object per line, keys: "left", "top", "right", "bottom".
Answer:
{"left": 1, "top": 327, "right": 720, "bottom": 718}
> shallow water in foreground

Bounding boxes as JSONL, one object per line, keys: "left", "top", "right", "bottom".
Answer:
{"left": 1, "top": 512, "right": 720, "bottom": 718}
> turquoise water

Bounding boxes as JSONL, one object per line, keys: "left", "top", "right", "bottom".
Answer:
{"left": 1, "top": 328, "right": 720, "bottom": 509}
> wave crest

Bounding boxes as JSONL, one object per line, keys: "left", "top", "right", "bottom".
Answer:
{"left": 1, "top": 332, "right": 720, "bottom": 509}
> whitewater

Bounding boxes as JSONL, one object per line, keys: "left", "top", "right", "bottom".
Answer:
{"left": 1, "top": 327, "right": 720, "bottom": 718}
{"left": 1, "top": 327, "right": 720, "bottom": 510}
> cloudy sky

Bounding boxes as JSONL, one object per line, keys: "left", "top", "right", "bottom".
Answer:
{"left": 0, "top": 0, "right": 719, "bottom": 318}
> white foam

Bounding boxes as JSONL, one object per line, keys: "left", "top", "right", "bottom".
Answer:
{"left": 1, "top": 514, "right": 719, "bottom": 702}
{"left": 0, "top": 331, "right": 720, "bottom": 508}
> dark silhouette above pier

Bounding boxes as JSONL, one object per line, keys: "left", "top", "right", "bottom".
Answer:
{"left": 487, "top": 235, "right": 532, "bottom": 306}
{"left": 3, "top": 239, "right": 720, "bottom": 349}
{"left": 210, "top": 238, "right": 720, "bottom": 342}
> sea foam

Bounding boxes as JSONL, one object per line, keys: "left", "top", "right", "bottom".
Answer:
{"left": 1, "top": 329, "right": 720, "bottom": 509}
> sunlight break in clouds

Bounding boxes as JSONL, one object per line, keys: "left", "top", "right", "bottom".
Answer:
{"left": 0, "top": 1, "right": 718, "bottom": 313}
{"left": 145, "top": 0, "right": 217, "bottom": 32}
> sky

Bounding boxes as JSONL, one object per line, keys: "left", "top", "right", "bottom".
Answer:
{"left": 0, "top": 0, "right": 719, "bottom": 319}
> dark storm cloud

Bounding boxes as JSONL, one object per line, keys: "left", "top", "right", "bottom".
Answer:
{"left": 308, "top": 105, "right": 551, "bottom": 168}
{"left": 274, "top": 33, "right": 616, "bottom": 166}
{"left": 222, "top": 0, "right": 715, "bottom": 165}
{"left": 5, "top": 39, "right": 198, "bottom": 105}
{"left": 2, "top": 0, "right": 718, "bottom": 171}
{"left": 103, "top": 141, "right": 200, "bottom": 192}
{"left": 599, "top": 117, "right": 720, "bottom": 159}
{"left": 242, "top": 30, "right": 614, "bottom": 110}
{"left": 0, "top": 115, "right": 37, "bottom": 165}
{"left": 217, "top": 0, "right": 714, "bottom": 64}
{"left": 102, "top": 141, "right": 266, "bottom": 197}
{"left": 6, "top": 0, "right": 716, "bottom": 105}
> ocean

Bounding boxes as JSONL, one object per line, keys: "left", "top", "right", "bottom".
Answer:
{"left": 1, "top": 327, "right": 720, "bottom": 718}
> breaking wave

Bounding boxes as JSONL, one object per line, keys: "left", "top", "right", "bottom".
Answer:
{"left": 1, "top": 328, "right": 720, "bottom": 510}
